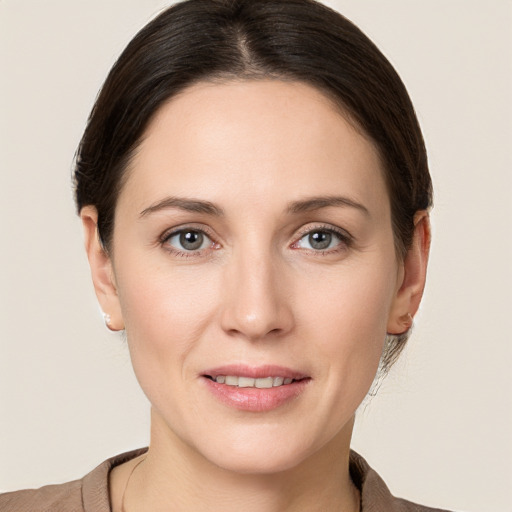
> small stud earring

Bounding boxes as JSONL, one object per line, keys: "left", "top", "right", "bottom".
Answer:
{"left": 102, "top": 312, "right": 112, "bottom": 327}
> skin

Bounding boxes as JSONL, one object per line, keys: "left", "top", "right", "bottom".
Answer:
{"left": 81, "top": 80, "right": 430, "bottom": 512}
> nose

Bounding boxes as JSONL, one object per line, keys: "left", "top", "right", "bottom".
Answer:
{"left": 220, "top": 247, "right": 294, "bottom": 341}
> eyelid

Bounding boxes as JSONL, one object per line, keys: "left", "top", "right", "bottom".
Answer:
{"left": 157, "top": 222, "right": 352, "bottom": 257}
{"left": 294, "top": 223, "right": 352, "bottom": 240}
{"left": 159, "top": 223, "right": 220, "bottom": 256}
{"left": 291, "top": 223, "right": 353, "bottom": 250}
{"left": 159, "top": 223, "right": 216, "bottom": 243}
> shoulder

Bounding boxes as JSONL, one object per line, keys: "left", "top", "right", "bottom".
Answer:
{"left": 0, "top": 479, "right": 83, "bottom": 512}
{"left": 0, "top": 449, "right": 147, "bottom": 512}
{"left": 350, "top": 451, "right": 456, "bottom": 512}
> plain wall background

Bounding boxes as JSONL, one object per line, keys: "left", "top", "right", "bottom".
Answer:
{"left": 1, "top": 1, "right": 511, "bottom": 510}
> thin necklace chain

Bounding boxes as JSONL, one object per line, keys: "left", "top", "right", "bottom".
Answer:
{"left": 120, "top": 456, "right": 361, "bottom": 512}
{"left": 120, "top": 457, "right": 146, "bottom": 512}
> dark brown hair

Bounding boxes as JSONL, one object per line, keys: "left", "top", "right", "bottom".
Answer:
{"left": 74, "top": 0, "right": 432, "bottom": 367}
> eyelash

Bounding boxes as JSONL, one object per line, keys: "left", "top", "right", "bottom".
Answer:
{"left": 159, "top": 224, "right": 353, "bottom": 258}
{"left": 159, "top": 225, "right": 219, "bottom": 259}
{"left": 291, "top": 224, "right": 353, "bottom": 255}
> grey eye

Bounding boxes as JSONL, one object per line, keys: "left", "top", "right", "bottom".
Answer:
{"left": 166, "top": 230, "right": 210, "bottom": 251}
{"left": 308, "top": 231, "right": 332, "bottom": 250}
{"left": 297, "top": 230, "right": 343, "bottom": 251}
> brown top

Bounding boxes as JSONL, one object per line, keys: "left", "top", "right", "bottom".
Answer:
{"left": 0, "top": 449, "right": 453, "bottom": 512}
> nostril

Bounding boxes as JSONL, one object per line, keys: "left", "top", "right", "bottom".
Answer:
{"left": 219, "top": 287, "right": 295, "bottom": 341}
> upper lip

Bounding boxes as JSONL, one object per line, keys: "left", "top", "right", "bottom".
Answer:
{"left": 202, "top": 364, "right": 309, "bottom": 380}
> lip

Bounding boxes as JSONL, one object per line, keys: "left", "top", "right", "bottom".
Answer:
{"left": 201, "top": 364, "right": 311, "bottom": 412}
{"left": 202, "top": 364, "right": 308, "bottom": 380}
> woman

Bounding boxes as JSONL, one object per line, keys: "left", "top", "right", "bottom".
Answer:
{"left": 0, "top": 0, "right": 450, "bottom": 510}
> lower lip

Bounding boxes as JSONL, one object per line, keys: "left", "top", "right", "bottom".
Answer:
{"left": 202, "top": 377, "right": 310, "bottom": 412}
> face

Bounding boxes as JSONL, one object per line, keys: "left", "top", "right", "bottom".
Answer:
{"left": 88, "top": 80, "right": 414, "bottom": 474}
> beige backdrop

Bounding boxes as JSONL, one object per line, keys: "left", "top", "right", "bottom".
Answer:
{"left": 1, "top": 1, "right": 511, "bottom": 510}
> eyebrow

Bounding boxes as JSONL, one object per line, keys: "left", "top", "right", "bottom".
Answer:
{"left": 287, "top": 196, "right": 370, "bottom": 216}
{"left": 139, "top": 197, "right": 224, "bottom": 217}
{"left": 139, "top": 194, "right": 369, "bottom": 218}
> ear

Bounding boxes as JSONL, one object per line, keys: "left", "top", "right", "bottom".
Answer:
{"left": 387, "top": 211, "right": 431, "bottom": 334}
{"left": 80, "top": 206, "right": 124, "bottom": 331}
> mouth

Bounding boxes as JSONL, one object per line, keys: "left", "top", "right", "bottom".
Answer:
{"left": 204, "top": 375, "right": 301, "bottom": 388}
{"left": 201, "top": 365, "right": 311, "bottom": 411}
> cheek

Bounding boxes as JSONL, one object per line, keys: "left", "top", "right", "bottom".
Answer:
{"left": 115, "top": 265, "right": 221, "bottom": 387}
{"left": 300, "top": 262, "right": 395, "bottom": 331}
{"left": 295, "top": 257, "right": 398, "bottom": 377}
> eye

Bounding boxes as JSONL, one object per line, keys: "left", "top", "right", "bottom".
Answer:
{"left": 294, "top": 228, "right": 349, "bottom": 252}
{"left": 164, "top": 229, "right": 213, "bottom": 252}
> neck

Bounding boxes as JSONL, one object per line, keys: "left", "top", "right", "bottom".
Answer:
{"left": 124, "top": 409, "right": 359, "bottom": 512}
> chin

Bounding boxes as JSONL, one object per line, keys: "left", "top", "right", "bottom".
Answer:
{"left": 208, "top": 447, "right": 311, "bottom": 475}
{"left": 193, "top": 426, "right": 323, "bottom": 475}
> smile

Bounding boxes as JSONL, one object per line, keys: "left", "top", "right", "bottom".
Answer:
{"left": 202, "top": 366, "right": 311, "bottom": 411}
{"left": 207, "top": 375, "right": 296, "bottom": 388}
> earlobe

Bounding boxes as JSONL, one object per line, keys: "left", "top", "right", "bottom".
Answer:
{"left": 80, "top": 206, "right": 124, "bottom": 331}
{"left": 387, "top": 211, "right": 431, "bottom": 335}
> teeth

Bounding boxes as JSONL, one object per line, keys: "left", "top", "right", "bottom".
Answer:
{"left": 273, "top": 376, "right": 284, "bottom": 386}
{"left": 255, "top": 377, "right": 273, "bottom": 389}
{"left": 214, "top": 375, "right": 296, "bottom": 388}
{"left": 238, "top": 377, "right": 255, "bottom": 387}
{"left": 225, "top": 375, "right": 238, "bottom": 386}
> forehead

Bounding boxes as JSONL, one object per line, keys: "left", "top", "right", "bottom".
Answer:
{"left": 121, "top": 79, "right": 387, "bottom": 215}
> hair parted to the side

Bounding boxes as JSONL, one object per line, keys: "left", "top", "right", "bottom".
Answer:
{"left": 73, "top": 0, "right": 432, "bottom": 370}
